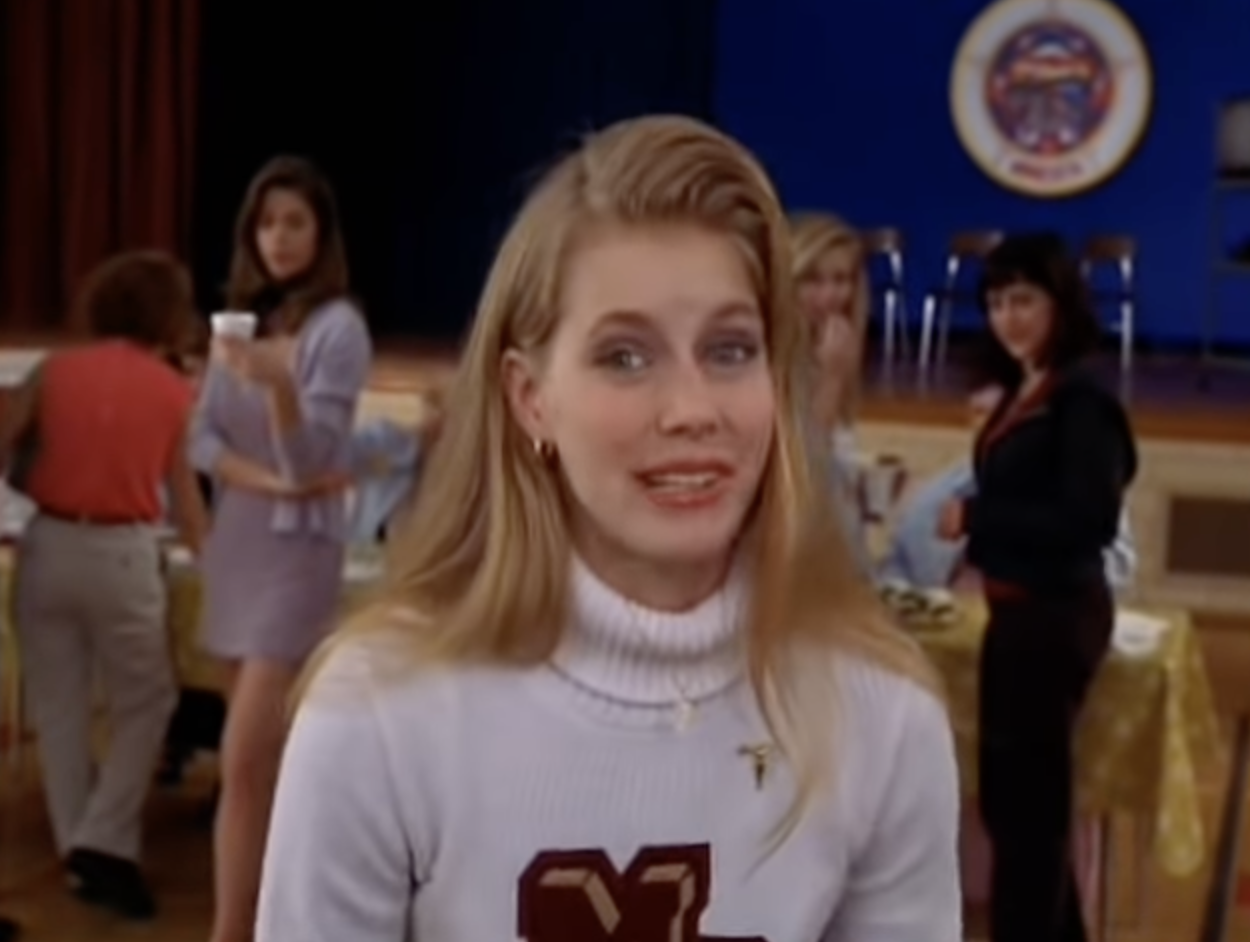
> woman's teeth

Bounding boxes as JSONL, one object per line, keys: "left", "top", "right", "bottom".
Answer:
{"left": 643, "top": 473, "right": 718, "bottom": 491}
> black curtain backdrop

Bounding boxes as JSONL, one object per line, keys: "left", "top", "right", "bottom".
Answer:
{"left": 192, "top": 0, "right": 718, "bottom": 341}
{"left": 190, "top": 2, "right": 422, "bottom": 335}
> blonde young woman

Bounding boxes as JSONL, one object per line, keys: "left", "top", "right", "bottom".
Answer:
{"left": 790, "top": 212, "right": 869, "bottom": 436}
{"left": 256, "top": 116, "right": 960, "bottom": 942}
{"left": 791, "top": 212, "right": 873, "bottom": 569}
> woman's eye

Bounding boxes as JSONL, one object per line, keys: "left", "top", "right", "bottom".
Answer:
{"left": 599, "top": 348, "right": 648, "bottom": 372}
{"left": 708, "top": 341, "right": 760, "bottom": 366}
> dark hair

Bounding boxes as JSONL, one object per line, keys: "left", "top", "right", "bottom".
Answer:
{"left": 226, "top": 155, "right": 349, "bottom": 334}
{"left": 974, "top": 232, "right": 1099, "bottom": 388}
{"left": 75, "top": 250, "right": 194, "bottom": 349}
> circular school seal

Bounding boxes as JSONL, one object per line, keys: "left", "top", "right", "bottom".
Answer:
{"left": 950, "top": 0, "right": 1152, "bottom": 198}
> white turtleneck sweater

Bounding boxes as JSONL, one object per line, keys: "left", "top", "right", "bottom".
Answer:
{"left": 256, "top": 562, "right": 962, "bottom": 942}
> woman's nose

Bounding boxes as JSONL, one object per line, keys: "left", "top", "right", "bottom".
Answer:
{"left": 656, "top": 367, "right": 719, "bottom": 437}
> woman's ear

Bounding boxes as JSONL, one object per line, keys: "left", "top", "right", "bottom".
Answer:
{"left": 501, "top": 349, "right": 549, "bottom": 444}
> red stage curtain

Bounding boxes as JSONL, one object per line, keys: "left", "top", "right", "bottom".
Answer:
{"left": 0, "top": 0, "right": 199, "bottom": 332}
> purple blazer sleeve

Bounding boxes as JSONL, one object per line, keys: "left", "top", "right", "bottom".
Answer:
{"left": 187, "top": 366, "right": 229, "bottom": 473}
{"left": 272, "top": 300, "right": 372, "bottom": 481}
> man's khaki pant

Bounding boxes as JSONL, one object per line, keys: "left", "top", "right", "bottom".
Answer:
{"left": 13, "top": 515, "right": 176, "bottom": 862}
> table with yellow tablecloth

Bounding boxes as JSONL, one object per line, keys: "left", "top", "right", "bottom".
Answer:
{"left": 917, "top": 598, "right": 1223, "bottom": 879}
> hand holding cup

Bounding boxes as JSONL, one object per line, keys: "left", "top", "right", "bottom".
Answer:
{"left": 210, "top": 312, "right": 292, "bottom": 387}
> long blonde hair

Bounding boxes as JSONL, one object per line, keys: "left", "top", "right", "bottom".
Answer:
{"left": 316, "top": 116, "right": 935, "bottom": 839}
{"left": 790, "top": 212, "right": 870, "bottom": 424}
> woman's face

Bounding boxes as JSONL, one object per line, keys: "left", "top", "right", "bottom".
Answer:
{"left": 505, "top": 223, "right": 776, "bottom": 605}
{"left": 255, "top": 187, "right": 319, "bottom": 283}
{"left": 986, "top": 280, "right": 1055, "bottom": 368}
{"left": 797, "top": 245, "right": 859, "bottom": 326}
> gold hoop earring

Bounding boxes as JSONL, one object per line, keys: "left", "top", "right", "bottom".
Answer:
{"left": 532, "top": 438, "right": 554, "bottom": 461}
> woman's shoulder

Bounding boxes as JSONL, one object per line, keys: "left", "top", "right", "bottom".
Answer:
{"left": 835, "top": 651, "right": 947, "bottom": 728}
{"left": 789, "top": 634, "right": 949, "bottom": 756}
{"left": 304, "top": 607, "right": 479, "bottom": 735}
{"left": 1050, "top": 367, "right": 1137, "bottom": 466}
{"left": 43, "top": 343, "right": 190, "bottom": 402}
{"left": 830, "top": 648, "right": 952, "bottom": 778}
{"left": 300, "top": 296, "right": 369, "bottom": 345}
{"left": 1050, "top": 367, "right": 1126, "bottom": 416}
{"left": 297, "top": 297, "right": 373, "bottom": 373}
{"left": 312, "top": 608, "right": 437, "bottom": 692}
{"left": 307, "top": 295, "right": 364, "bottom": 327}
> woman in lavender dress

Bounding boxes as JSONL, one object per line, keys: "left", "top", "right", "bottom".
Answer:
{"left": 188, "top": 156, "right": 371, "bottom": 942}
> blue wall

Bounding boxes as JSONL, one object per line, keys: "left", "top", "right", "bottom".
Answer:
{"left": 714, "top": 0, "right": 1250, "bottom": 346}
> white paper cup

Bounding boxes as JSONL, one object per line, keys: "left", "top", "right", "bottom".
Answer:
{"left": 210, "top": 311, "right": 258, "bottom": 340}
{"left": 863, "top": 456, "right": 907, "bottom": 520}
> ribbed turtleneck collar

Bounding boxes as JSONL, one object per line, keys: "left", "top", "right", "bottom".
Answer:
{"left": 547, "top": 557, "right": 748, "bottom": 725}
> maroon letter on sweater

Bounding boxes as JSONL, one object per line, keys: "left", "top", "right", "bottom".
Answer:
{"left": 517, "top": 844, "right": 766, "bottom": 942}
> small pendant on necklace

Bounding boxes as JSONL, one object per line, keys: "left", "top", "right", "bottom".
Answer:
{"left": 675, "top": 698, "right": 695, "bottom": 732}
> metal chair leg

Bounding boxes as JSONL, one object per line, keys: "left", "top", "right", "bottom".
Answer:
{"left": 936, "top": 298, "right": 953, "bottom": 369}
{"left": 889, "top": 252, "right": 910, "bottom": 358}
{"left": 1120, "top": 299, "right": 1134, "bottom": 376}
{"left": 882, "top": 289, "right": 899, "bottom": 364}
{"left": 918, "top": 295, "right": 937, "bottom": 371}
{"left": 897, "top": 291, "right": 912, "bottom": 358}
{"left": 934, "top": 255, "right": 961, "bottom": 370}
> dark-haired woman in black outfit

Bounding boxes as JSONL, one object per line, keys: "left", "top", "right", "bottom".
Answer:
{"left": 937, "top": 233, "right": 1137, "bottom": 942}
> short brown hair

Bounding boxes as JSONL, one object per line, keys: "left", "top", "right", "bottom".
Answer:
{"left": 75, "top": 250, "right": 195, "bottom": 349}
{"left": 226, "top": 155, "right": 349, "bottom": 334}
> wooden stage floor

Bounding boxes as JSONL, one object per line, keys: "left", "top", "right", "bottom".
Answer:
{"left": 369, "top": 340, "right": 1250, "bottom": 443}
{"left": 1, "top": 330, "right": 1246, "bottom": 442}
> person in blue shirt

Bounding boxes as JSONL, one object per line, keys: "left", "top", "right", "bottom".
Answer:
{"left": 346, "top": 389, "right": 444, "bottom": 545}
{"left": 879, "top": 384, "right": 1137, "bottom": 591}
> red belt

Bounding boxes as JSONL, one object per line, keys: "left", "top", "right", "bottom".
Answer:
{"left": 982, "top": 578, "right": 1030, "bottom": 601}
{"left": 39, "top": 507, "right": 154, "bottom": 527}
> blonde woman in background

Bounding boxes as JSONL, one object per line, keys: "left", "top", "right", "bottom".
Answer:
{"left": 791, "top": 212, "right": 873, "bottom": 570}
{"left": 257, "top": 116, "right": 960, "bottom": 942}
{"left": 790, "top": 212, "right": 869, "bottom": 437}
{"left": 346, "top": 386, "right": 447, "bottom": 544}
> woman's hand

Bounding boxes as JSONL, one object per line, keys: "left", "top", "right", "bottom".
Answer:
{"left": 260, "top": 471, "right": 353, "bottom": 500}
{"left": 937, "top": 499, "right": 966, "bottom": 540}
{"left": 810, "top": 315, "right": 858, "bottom": 431}
{"left": 215, "top": 337, "right": 295, "bottom": 388}
{"left": 292, "top": 472, "right": 354, "bottom": 499}
{"left": 814, "top": 314, "right": 857, "bottom": 373}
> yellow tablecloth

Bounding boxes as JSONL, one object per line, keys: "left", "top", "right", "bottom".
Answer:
{"left": 917, "top": 599, "right": 1222, "bottom": 878}
{"left": 167, "top": 567, "right": 219, "bottom": 691}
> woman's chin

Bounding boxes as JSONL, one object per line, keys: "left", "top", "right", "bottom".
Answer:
{"left": 629, "top": 529, "right": 738, "bottom": 579}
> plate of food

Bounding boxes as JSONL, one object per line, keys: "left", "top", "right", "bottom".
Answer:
{"left": 878, "top": 580, "right": 960, "bottom": 628}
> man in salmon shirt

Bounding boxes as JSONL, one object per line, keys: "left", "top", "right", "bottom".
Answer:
{"left": 0, "top": 251, "right": 208, "bottom": 922}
